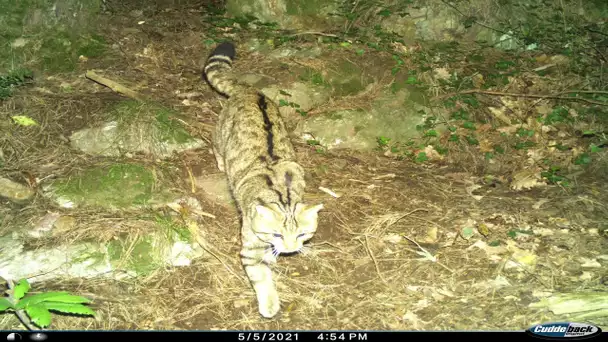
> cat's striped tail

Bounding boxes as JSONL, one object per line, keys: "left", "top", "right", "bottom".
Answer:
{"left": 203, "top": 41, "right": 237, "bottom": 97}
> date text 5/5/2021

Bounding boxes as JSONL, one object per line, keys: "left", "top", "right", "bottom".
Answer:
{"left": 236, "top": 332, "right": 369, "bottom": 341}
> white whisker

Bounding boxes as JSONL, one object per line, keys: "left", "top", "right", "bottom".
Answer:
{"left": 300, "top": 245, "right": 312, "bottom": 255}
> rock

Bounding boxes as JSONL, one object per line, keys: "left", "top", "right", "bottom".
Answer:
{"left": 69, "top": 120, "right": 206, "bottom": 158}
{"left": 43, "top": 163, "right": 180, "bottom": 210}
{"left": 0, "top": 218, "right": 207, "bottom": 284}
{"left": 226, "top": 0, "right": 341, "bottom": 31}
{"left": 69, "top": 100, "right": 206, "bottom": 159}
{"left": 28, "top": 212, "right": 61, "bottom": 238}
{"left": 0, "top": 177, "right": 35, "bottom": 203}
{"left": 28, "top": 213, "right": 77, "bottom": 239}
{"left": 263, "top": 82, "right": 330, "bottom": 117}
{"left": 294, "top": 89, "right": 436, "bottom": 151}
{"left": 195, "top": 174, "right": 233, "bottom": 207}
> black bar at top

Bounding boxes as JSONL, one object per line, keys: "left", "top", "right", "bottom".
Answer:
{"left": 1, "top": 331, "right": 607, "bottom": 342}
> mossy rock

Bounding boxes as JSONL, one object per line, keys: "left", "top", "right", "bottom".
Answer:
{"left": 106, "top": 217, "right": 205, "bottom": 276}
{"left": 46, "top": 162, "right": 179, "bottom": 210}
{"left": 70, "top": 100, "right": 206, "bottom": 158}
{"left": 294, "top": 89, "right": 443, "bottom": 151}
{"left": 0, "top": 0, "right": 104, "bottom": 73}
{"left": 226, "top": 0, "right": 342, "bottom": 30}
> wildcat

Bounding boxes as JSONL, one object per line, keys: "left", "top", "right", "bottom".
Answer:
{"left": 202, "top": 41, "right": 323, "bottom": 318}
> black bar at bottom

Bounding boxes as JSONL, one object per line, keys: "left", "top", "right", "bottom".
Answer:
{"left": 2, "top": 331, "right": 607, "bottom": 342}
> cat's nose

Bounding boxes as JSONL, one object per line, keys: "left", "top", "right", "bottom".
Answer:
{"left": 281, "top": 239, "right": 300, "bottom": 253}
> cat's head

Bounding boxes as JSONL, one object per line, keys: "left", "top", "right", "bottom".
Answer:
{"left": 250, "top": 202, "right": 324, "bottom": 254}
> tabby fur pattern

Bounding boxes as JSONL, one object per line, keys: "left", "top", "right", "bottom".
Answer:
{"left": 203, "top": 42, "right": 324, "bottom": 318}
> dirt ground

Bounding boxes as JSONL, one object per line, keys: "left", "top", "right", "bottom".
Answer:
{"left": 1, "top": 1, "right": 607, "bottom": 331}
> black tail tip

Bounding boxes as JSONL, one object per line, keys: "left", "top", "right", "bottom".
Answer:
{"left": 209, "top": 41, "right": 236, "bottom": 60}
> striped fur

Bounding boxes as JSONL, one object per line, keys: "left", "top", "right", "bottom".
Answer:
{"left": 203, "top": 42, "right": 323, "bottom": 318}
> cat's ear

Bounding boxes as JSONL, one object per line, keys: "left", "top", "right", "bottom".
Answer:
{"left": 254, "top": 205, "right": 278, "bottom": 221}
{"left": 297, "top": 203, "right": 324, "bottom": 222}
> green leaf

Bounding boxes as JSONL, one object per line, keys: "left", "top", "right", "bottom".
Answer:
{"left": 0, "top": 298, "right": 14, "bottom": 311}
{"left": 545, "top": 106, "right": 569, "bottom": 124}
{"left": 582, "top": 130, "right": 596, "bottom": 137}
{"left": 278, "top": 89, "right": 291, "bottom": 96}
{"left": 466, "top": 135, "right": 479, "bottom": 145}
{"left": 415, "top": 152, "right": 428, "bottom": 163}
{"left": 13, "top": 279, "right": 30, "bottom": 300}
{"left": 590, "top": 144, "right": 601, "bottom": 153}
{"left": 516, "top": 127, "right": 534, "bottom": 137}
{"left": 463, "top": 121, "right": 476, "bottom": 130}
{"left": 424, "top": 130, "right": 438, "bottom": 137}
{"left": 339, "top": 42, "right": 351, "bottom": 48}
{"left": 405, "top": 76, "right": 417, "bottom": 84}
{"left": 41, "top": 302, "right": 96, "bottom": 317}
{"left": 278, "top": 99, "right": 289, "bottom": 107}
{"left": 461, "top": 227, "right": 475, "bottom": 239}
{"left": 16, "top": 292, "right": 91, "bottom": 310}
{"left": 574, "top": 152, "right": 591, "bottom": 165}
{"left": 355, "top": 49, "right": 365, "bottom": 56}
{"left": 11, "top": 115, "right": 38, "bottom": 127}
{"left": 514, "top": 141, "right": 535, "bottom": 150}
{"left": 493, "top": 145, "right": 505, "bottom": 154}
{"left": 448, "top": 134, "right": 459, "bottom": 142}
{"left": 495, "top": 60, "right": 515, "bottom": 70}
{"left": 448, "top": 126, "right": 457, "bottom": 132}
{"left": 377, "top": 136, "right": 391, "bottom": 147}
{"left": 25, "top": 304, "right": 52, "bottom": 328}
{"left": 377, "top": 9, "right": 391, "bottom": 17}
{"left": 462, "top": 95, "right": 480, "bottom": 108}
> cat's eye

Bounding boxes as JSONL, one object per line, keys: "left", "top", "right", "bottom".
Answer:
{"left": 273, "top": 233, "right": 283, "bottom": 238}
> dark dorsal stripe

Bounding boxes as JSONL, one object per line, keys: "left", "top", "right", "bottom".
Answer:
{"left": 284, "top": 172, "right": 292, "bottom": 206}
{"left": 257, "top": 93, "right": 279, "bottom": 163}
{"left": 264, "top": 175, "right": 287, "bottom": 207}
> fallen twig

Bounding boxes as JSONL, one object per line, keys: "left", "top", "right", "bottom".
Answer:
{"left": 402, "top": 235, "right": 455, "bottom": 274}
{"left": 85, "top": 70, "right": 145, "bottom": 101}
{"left": 288, "top": 31, "right": 341, "bottom": 39}
{"left": 362, "top": 236, "right": 388, "bottom": 284}
{"left": 318, "top": 186, "right": 341, "bottom": 198}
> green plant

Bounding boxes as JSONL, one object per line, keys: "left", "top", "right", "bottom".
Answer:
{"left": 0, "top": 69, "right": 33, "bottom": 99}
{"left": 541, "top": 166, "right": 570, "bottom": 186}
{"left": 1, "top": 278, "right": 96, "bottom": 330}
{"left": 278, "top": 98, "right": 308, "bottom": 116}
{"left": 376, "top": 136, "right": 391, "bottom": 148}
{"left": 415, "top": 151, "right": 428, "bottom": 163}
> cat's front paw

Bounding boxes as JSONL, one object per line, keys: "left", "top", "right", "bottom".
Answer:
{"left": 258, "top": 289, "right": 280, "bottom": 318}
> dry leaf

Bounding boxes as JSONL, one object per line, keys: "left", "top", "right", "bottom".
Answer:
{"left": 510, "top": 169, "right": 546, "bottom": 191}
{"left": 433, "top": 67, "right": 451, "bottom": 80}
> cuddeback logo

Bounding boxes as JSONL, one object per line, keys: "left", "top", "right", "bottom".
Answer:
{"left": 527, "top": 322, "right": 602, "bottom": 340}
